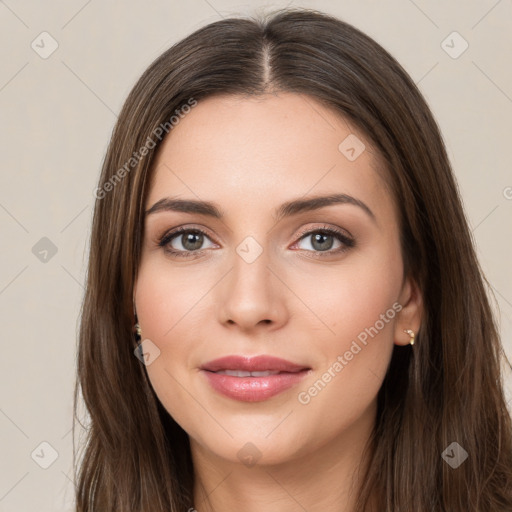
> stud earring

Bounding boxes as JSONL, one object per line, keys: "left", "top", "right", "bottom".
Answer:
{"left": 134, "top": 313, "right": 142, "bottom": 342}
{"left": 403, "top": 329, "right": 415, "bottom": 345}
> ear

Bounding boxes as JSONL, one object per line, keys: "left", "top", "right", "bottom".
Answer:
{"left": 394, "top": 275, "right": 423, "bottom": 346}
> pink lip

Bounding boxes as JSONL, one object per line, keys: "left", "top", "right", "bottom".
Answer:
{"left": 200, "top": 355, "right": 311, "bottom": 402}
{"left": 200, "top": 355, "right": 309, "bottom": 373}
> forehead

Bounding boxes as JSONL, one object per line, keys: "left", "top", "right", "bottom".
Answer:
{"left": 146, "top": 93, "right": 394, "bottom": 221}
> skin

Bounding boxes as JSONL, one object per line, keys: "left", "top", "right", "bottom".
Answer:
{"left": 134, "top": 92, "right": 423, "bottom": 512}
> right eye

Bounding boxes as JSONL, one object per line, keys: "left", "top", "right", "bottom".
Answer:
{"left": 158, "top": 227, "right": 217, "bottom": 256}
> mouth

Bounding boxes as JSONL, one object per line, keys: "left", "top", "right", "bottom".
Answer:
{"left": 199, "top": 355, "right": 311, "bottom": 402}
{"left": 200, "top": 354, "right": 310, "bottom": 373}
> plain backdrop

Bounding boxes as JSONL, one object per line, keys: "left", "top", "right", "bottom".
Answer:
{"left": 0, "top": 1, "right": 511, "bottom": 510}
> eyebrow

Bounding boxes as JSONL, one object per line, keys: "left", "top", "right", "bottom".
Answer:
{"left": 145, "top": 193, "right": 376, "bottom": 224}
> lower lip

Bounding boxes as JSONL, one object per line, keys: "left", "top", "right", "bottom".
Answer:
{"left": 201, "top": 370, "right": 310, "bottom": 402}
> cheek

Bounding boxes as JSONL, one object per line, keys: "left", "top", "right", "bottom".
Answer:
{"left": 134, "top": 267, "right": 196, "bottom": 434}
{"left": 291, "top": 245, "right": 402, "bottom": 347}
{"left": 291, "top": 260, "right": 400, "bottom": 432}
{"left": 134, "top": 260, "right": 217, "bottom": 422}
{"left": 288, "top": 243, "right": 402, "bottom": 412}
{"left": 134, "top": 263, "right": 190, "bottom": 376}
{"left": 135, "top": 258, "right": 210, "bottom": 342}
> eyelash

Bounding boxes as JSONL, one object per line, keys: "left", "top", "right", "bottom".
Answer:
{"left": 157, "top": 225, "right": 355, "bottom": 258}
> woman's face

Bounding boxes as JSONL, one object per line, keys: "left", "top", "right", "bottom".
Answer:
{"left": 135, "top": 92, "right": 421, "bottom": 467}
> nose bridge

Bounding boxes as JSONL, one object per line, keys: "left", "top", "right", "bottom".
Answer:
{"left": 217, "top": 235, "right": 287, "bottom": 330}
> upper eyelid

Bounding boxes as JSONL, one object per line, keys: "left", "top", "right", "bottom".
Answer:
{"left": 295, "top": 223, "right": 353, "bottom": 240}
{"left": 159, "top": 226, "right": 218, "bottom": 246}
{"left": 161, "top": 224, "right": 349, "bottom": 238}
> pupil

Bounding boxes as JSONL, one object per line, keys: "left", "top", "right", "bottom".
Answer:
{"left": 312, "top": 233, "right": 333, "bottom": 251}
{"left": 183, "top": 232, "right": 203, "bottom": 251}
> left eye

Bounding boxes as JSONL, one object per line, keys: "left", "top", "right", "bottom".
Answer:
{"left": 294, "top": 229, "right": 354, "bottom": 253}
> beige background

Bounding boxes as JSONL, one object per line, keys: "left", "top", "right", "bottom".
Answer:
{"left": 0, "top": 1, "right": 511, "bottom": 510}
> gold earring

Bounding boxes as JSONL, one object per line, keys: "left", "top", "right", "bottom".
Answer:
{"left": 403, "top": 329, "right": 415, "bottom": 345}
{"left": 134, "top": 313, "right": 142, "bottom": 342}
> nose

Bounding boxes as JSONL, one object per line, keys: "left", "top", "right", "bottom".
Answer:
{"left": 216, "top": 244, "right": 289, "bottom": 333}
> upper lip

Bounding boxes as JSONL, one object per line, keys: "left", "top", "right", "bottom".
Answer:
{"left": 200, "top": 355, "right": 310, "bottom": 373}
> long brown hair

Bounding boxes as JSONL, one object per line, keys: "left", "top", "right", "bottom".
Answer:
{"left": 73, "top": 7, "right": 512, "bottom": 511}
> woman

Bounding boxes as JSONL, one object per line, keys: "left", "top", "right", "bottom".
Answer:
{"left": 74, "top": 7, "right": 512, "bottom": 511}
